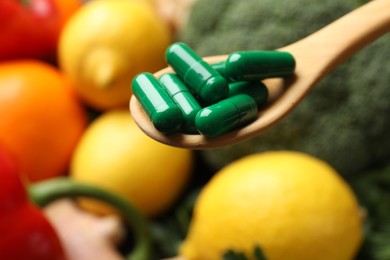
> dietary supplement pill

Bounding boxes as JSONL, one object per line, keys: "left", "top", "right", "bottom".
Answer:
{"left": 228, "top": 81, "right": 268, "bottom": 107}
{"left": 211, "top": 61, "right": 228, "bottom": 79}
{"left": 166, "top": 42, "right": 228, "bottom": 104}
{"left": 195, "top": 94, "right": 258, "bottom": 137}
{"left": 159, "top": 73, "right": 202, "bottom": 134}
{"left": 132, "top": 73, "right": 183, "bottom": 133}
{"left": 225, "top": 51, "right": 296, "bottom": 81}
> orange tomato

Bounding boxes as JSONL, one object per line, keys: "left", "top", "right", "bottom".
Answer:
{"left": 0, "top": 61, "right": 87, "bottom": 182}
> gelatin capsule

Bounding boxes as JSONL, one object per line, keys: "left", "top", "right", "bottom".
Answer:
{"left": 166, "top": 42, "right": 228, "bottom": 104}
{"left": 228, "top": 81, "right": 268, "bottom": 107}
{"left": 195, "top": 94, "right": 258, "bottom": 137}
{"left": 159, "top": 73, "right": 202, "bottom": 134}
{"left": 132, "top": 73, "right": 183, "bottom": 133}
{"left": 211, "top": 61, "right": 227, "bottom": 79}
{"left": 225, "top": 51, "right": 296, "bottom": 81}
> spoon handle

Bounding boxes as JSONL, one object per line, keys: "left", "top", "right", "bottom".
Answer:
{"left": 287, "top": 0, "right": 390, "bottom": 77}
{"left": 130, "top": 0, "right": 390, "bottom": 149}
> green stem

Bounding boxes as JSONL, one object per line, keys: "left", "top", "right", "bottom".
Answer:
{"left": 29, "top": 177, "right": 151, "bottom": 260}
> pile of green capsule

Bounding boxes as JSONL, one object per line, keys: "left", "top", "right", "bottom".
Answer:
{"left": 132, "top": 42, "right": 295, "bottom": 137}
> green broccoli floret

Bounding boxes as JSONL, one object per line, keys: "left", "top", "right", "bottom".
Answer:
{"left": 350, "top": 163, "right": 390, "bottom": 260}
{"left": 180, "top": 0, "right": 390, "bottom": 176}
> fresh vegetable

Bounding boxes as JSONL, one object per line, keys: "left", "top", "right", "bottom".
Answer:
{"left": 223, "top": 246, "right": 267, "bottom": 260}
{"left": 0, "top": 143, "right": 65, "bottom": 260}
{"left": 180, "top": 151, "right": 363, "bottom": 260}
{"left": 0, "top": 142, "right": 152, "bottom": 259}
{"left": 0, "top": 61, "right": 87, "bottom": 182}
{"left": 181, "top": 0, "right": 390, "bottom": 176}
{"left": 44, "top": 199, "right": 125, "bottom": 260}
{"left": 350, "top": 163, "right": 390, "bottom": 260}
{"left": 0, "top": 0, "right": 60, "bottom": 61}
{"left": 31, "top": 178, "right": 152, "bottom": 260}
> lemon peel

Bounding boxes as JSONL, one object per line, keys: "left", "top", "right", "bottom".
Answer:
{"left": 59, "top": 0, "right": 171, "bottom": 110}
{"left": 70, "top": 110, "right": 193, "bottom": 217}
{"left": 83, "top": 48, "right": 122, "bottom": 89}
{"left": 180, "top": 151, "right": 364, "bottom": 260}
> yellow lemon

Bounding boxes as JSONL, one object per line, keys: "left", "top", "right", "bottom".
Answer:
{"left": 180, "top": 151, "right": 364, "bottom": 260}
{"left": 70, "top": 110, "right": 193, "bottom": 217}
{"left": 59, "top": 0, "right": 171, "bottom": 110}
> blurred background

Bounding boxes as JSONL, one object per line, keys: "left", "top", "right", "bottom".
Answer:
{"left": 0, "top": 0, "right": 389, "bottom": 259}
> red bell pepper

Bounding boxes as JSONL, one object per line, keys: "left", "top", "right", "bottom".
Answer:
{"left": 0, "top": 143, "right": 65, "bottom": 260}
{"left": 0, "top": 0, "right": 61, "bottom": 61}
{"left": 0, "top": 143, "right": 151, "bottom": 260}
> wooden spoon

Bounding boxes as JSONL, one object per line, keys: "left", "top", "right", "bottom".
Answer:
{"left": 130, "top": 0, "right": 390, "bottom": 149}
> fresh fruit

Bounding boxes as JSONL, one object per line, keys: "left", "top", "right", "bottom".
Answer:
{"left": 0, "top": 0, "right": 60, "bottom": 61}
{"left": 53, "top": 0, "right": 82, "bottom": 29}
{"left": 59, "top": 0, "right": 171, "bottom": 110}
{"left": 70, "top": 110, "right": 193, "bottom": 217}
{"left": 180, "top": 151, "right": 364, "bottom": 260}
{"left": 0, "top": 61, "right": 87, "bottom": 182}
{"left": 0, "top": 0, "right": 82, "bottom": 62}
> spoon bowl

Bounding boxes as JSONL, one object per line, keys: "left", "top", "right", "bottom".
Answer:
{"left": 130, "top": 0, "right": 390, "bottom": 149}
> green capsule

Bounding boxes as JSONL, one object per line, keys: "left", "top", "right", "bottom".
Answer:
{"left": 228, "top": 81, "right": 268, "bottom": 107}
{"left": 159, "top": 73, "right": 202, "bottom": 134}
{"left": 211, "top": 61, "right": 227, "bottom": 79}
{"left": 225, "top": 51, "right": 296, "bottom": 81}
{"left": 195, "top": 94, "right": 258, "bottom": 137}
{"left": 166, "top": 42, "right": 228, "bottom": 104}
{"left": 132, "top": 73, "right": 183, "bottom": 133}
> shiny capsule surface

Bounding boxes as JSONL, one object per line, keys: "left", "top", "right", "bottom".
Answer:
{"left": 159, "top": 73, "right": 202, "bottom": 134}
{"left": 132, "top": 73, "right": 183, "bottom": 133}
{"left": 211, "top": 61, "right": 227, "bottom": 79}
{"left": 166, "top": 42, "right": 228, "bottom": 104}
{"left": 225, "top": 51, "right": 296, "bottom": 81}
{"left": 228, "top": 81, "right": 268, "bottom": 107}
{"left": 195, "top": 94, "right": 258, "bottom": 137}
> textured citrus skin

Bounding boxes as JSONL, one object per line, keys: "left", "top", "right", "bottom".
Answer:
{"left": 0, "top": 61, "right": 87, "bottom": 182}
{"left": 70, "top": 110, "right": 193, "bottom": 217}
{"left": 59, "top": 0, "right": 171, "bottom": 110}
{"left": 180, "top": 151, "right": 363, "bottom": 260}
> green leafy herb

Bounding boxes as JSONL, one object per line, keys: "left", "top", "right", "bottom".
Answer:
{"left": 253, "top": 246, "right": 267, "bottom": 260}
{"left": 223, "top": 245, "right": 267, "bottom": 260}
